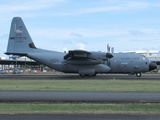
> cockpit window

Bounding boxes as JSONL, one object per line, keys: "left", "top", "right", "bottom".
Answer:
{"left": 142, "top": 56, "right": 146, "bottom": 60}
{"left": 141, "top": 55, "right": 147, "bottom": 60}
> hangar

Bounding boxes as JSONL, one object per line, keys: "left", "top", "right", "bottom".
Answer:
{"left": 0, "top": 59, "right": 39, "bottom": 66}
{"left": 0, "top": 57, "right": 41, "bottom": 71}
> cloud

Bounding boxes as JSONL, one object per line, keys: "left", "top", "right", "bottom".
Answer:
{"left": 71, "top": 40, "right": 85, "bottom": 50}
{"left": 0, "top": 33, "right": 8, "bottom": 38}
{"left": 0, "top": 0, "right": 67, "bottom": 15}
{"left": 70, "top": 32, "right": 82, "bottom": 37}
{"left": 77, "top": 43, "right": 85, "bottom": 50}
{"left": 55, "top": 1, "right": 160, "bottom": 16}
{"left": 29, "top": 26, "right": 160, "bottom": 44}
{"left": 31, "top": 27, "right": 125, "bottom": 40}
{"left": 1, "top": 0, "right": 160, "bottom": 18}
{"left": 129, "top": 30, "right": 145, "bottom": 35}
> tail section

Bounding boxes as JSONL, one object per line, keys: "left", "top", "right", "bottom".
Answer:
{"left": 5, "top": 17, "right": 37, "bottom": 55}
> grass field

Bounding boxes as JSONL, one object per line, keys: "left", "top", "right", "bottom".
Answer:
{"left": 0, "top": 79, "right": 160, "bottom": 92}
{"left": 1, "top": 79, "right": 160, "bottom": 114}
{"left": 0, "top": 103, "right": 160, "bottom": 114}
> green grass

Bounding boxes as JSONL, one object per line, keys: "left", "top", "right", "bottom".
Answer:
{"left": 0, "top": 79, "right": 160, "bottom": 114}
{"left": 0, "top": 79, "right": 160, "bottom": 92}
{"left": 0, "top": 103, "right": 160, "bottom": 114}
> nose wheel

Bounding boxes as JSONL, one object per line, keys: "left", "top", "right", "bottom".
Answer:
{"left": 136, "top": 72, "right": 141, "bottom": 77}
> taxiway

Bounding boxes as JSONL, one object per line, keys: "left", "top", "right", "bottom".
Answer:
{"left": 0, "top": 74, "right": 160, "bottom": 80}
{"left": 0, "top": 91, "right": 160, "bottom": 103}
{"left": 0, "top": 114, "right": 160, "bottom": 120}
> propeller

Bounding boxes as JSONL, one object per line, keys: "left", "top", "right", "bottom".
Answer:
{"left": 106, "top": 53, "right": 113, "bottom": 58}
{"left": 111, "top": 47, "right": 114, "bottom": 53}
{"left": 107, "top": 44, "right": 114, "bottom": 53}
{"left": 107, "top": 44, "right": 110, "bottom": 53}
{"left": 106, "top": 44, "right": 114, "bottom": 58}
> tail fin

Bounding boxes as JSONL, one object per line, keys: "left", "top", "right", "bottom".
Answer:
{"left": 5, "top": 17, "right": 37, "bottom": 55}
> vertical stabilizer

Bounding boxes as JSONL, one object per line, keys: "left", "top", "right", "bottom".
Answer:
{"left": 6, "top": 17, "right": 37, "bottom": 55}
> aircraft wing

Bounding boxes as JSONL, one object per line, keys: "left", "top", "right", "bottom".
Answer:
{"left": 64, "top": 50, "right": 91, "bottom": 59}
{"left": 64, "top": 50, "right": 113, "bottom": 60}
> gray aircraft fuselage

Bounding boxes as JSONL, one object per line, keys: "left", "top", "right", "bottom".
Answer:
{"left": 5, "top": 17, "right": 157, "bottom": 77}
{"left": 23, "top": 48, "right": 155, "bottom": 77}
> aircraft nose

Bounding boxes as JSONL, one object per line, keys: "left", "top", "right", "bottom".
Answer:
{"left": 149, "top": 62, "right": 157, "bottom": 71}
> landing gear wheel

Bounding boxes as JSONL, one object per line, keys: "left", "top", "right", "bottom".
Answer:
{"left": 89, "top": 74, "right": 96, "bottom": 77}
{"left": 79, "top": 74, "right": 96, "bottom": 77}
{"left": 136, "top": 72, "right": 141, "bottom": 77}
{"left": 93, "top": 74, "right": 96, "bottom": 77}
{"left": 79, "top": 74, "right": 85, "bottom": 77}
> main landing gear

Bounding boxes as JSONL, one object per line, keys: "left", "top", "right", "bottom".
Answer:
{"left": 79, "top": 74, "right": 96, "bottom": 77}
{"left": 136, "top": 72, "right": 141, "bottom": 77}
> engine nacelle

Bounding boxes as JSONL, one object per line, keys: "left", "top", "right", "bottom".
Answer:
{"left": 63, "top": 64, "right": 111, "bottom": 74}
{"left": 88, "top": 52, "right": 113, "bottom": 60}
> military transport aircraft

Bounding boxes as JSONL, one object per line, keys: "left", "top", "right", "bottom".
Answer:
{"left": 5, "top": 17, "right": 157, "bottom": 77}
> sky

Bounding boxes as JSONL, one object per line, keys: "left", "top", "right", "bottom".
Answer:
{"left": 0, "top": 0, "right": 160, "bottom": 58}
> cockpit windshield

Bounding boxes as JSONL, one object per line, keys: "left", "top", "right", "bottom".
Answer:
{"left": 141, "top": 55, "right": 148, "bottom": 60}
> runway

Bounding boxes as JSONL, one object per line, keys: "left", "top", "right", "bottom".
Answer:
{"left": 0, "top": 91, "right": 160, "bottom": 103}
{"left": 0, "top": 74, "right": 160, "bottom": 103}
{"left": 0, "top": 74, "right": 160, "bottom": 80}
{"left": 0, "top": 114, "right": 160, "bottom": 120}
